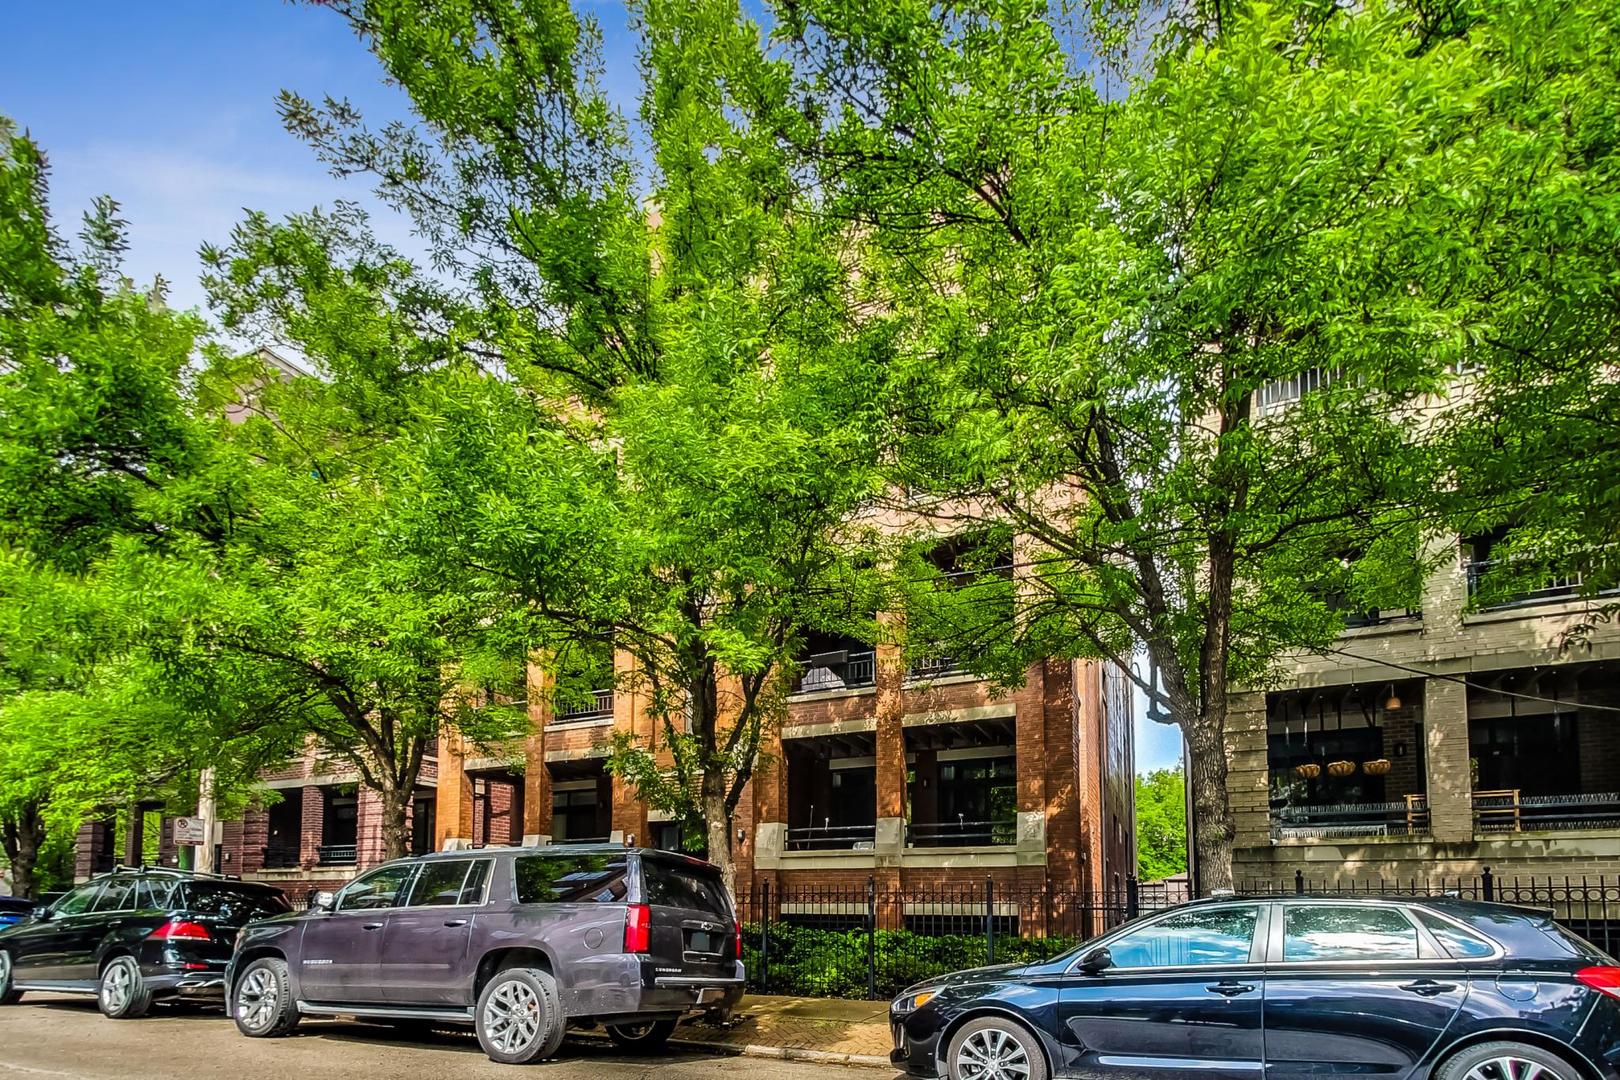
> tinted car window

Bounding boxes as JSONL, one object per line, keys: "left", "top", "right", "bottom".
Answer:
{"left": 183, "top": 883, "right": 291, "bottom": 921}
{"left": 1414, "top": 910, "right": 1496, "bottom": 959}
{"left": 460, "top": 859, "right": 491, "bottom": 905}
{"left": 1284, "top": 905, "right": 1418, "bottom": 962}
{"left": 642, "top": 860, "right": 730, "bottom": 915}
{"left": 407, "top": 860, "right": 479, "bottom": 907}
{"left": 52, "top": 882, "right": 105, "bottom": 916}
{"left": 1108, "top": 906, "right": 1260, "bottom": 969}
{"left": 337, "top": 864, "right": 416, "bottom": 911}
{"left": 514, "top": 855, "right": 628, "bottom": 904}
{"left": 137, "top": 878, "right": 178, "bottom": 910}
{"left": 93, "top": 877, "right": 138, "bottom": 912}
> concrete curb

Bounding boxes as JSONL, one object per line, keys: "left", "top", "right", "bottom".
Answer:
{"left": 574, "top": 1031, "right": 891, "bottom": 1070}
{"left": 670, "top": 1036, "right": 892, "bottom": 1069}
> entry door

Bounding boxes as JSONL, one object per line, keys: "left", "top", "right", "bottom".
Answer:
{"left": 380, "top": 858, "right": 490, "bottom": 1006}
{"left": 296, "top": 863, "right": 417, "bottom": 1004}
{"left": 1058, "top": 903, "right": 1268, "bottom": 1080}
{"left": 1264, "top": 903, "right": 1468, "bottom": 1080}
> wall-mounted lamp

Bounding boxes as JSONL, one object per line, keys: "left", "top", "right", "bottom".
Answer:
{"left": 736, "top": 826, "right": 747, "bottom": 845}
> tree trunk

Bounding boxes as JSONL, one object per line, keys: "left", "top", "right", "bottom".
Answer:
{"left": 1, "top": 803, "right": 46, "bottom": 899}
{"left": 1186, "top": 708, "right": 1235, "bottom": 894}
{"left": 377, "top": 780, "right": 411, "bottom": 861}
{"left": 702, "top": 784, "right": 736, "bottom": 898}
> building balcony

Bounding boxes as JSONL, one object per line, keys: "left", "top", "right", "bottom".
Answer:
{"left": 908, "top": 655, "right": 966, "bottom": 680}
{"left": 554, "top": 689, "right": 614, "bottom": 723}
{"left": 317, "top": 843, "right": 357, "bottom": 866}
{"left": 787, "top": 823, "right": 877, "bottom": 851}
{"left": 1473, "top": 790, "right": 1620, "bottom": 833}
{"left": 907, "top": 818, "right": 1017, "bottom": 847}
{"left": 1270, "top": 797, "right": 1430, "bottom": 840}
{"left": 1466, "top": 557, "right": 1587, "bottom": 609}
{"left": 262, "top": 842, "right": 301, "bottom": 869}
{"left": 792, "top": 650, "right": 876, "bottom": 695}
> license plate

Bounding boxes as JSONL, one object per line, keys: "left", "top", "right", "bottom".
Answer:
{"left": 688, "top": 931, "right": 717, "bottom": 953}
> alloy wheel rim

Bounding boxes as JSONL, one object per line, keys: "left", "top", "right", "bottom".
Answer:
{"left": 102, "top": 962, "right": 132, "bottom": 1012}
{"left": 1465, "top": 1058, "right": 1565, "bottom": 1080}
{"left": 237, "top": 968, "right": 279, "bottom": 1031}
{"left": 0, "top": 951, "right": 10, "bottom": 989}
{"left": 484, "top": 980, "right": 542, "bottom": 1055}
{"left": 956, "top": 1027, "right": 1032, "bottom": 1080}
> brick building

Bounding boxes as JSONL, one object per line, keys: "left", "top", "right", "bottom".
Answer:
{"left": 1226, "top": 527, "right": 1620, "bottom": 888}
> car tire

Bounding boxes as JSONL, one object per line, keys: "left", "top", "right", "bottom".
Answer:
{"left": 233, "top": 957, "right": 300, "bottom": 1038}
{"left": 606, "top": 1017, "right": 678, "bottom": 1051}
{"left": 475, "top": 967, "right": 566, "bottom": 1064}
{"left": 0, "top": 949, "right": 20, "bottom": 1006}
{"left": 946, "top": 1015, "right": 1049, "bottom": 1080}
{"left": 97, "top": 956, "right": 153, "bottom": 1019}
{"left": 1436, "top": 1041, "right": 1583, "bottom": 1080}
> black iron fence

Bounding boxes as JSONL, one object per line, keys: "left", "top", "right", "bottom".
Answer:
{"left": 735, "top": 871, "right": 1620, "bottom": 1000}
{"left": 735, "top": 878, "right": 1145, "bottom": 1000}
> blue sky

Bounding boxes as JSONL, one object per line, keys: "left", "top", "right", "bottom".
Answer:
{"left": 2, "top": 2, "right": 1181, "bottom": 775}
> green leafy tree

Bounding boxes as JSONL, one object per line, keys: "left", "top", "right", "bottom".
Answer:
{"left": 252, "top": 0, "right": 891, "bottom": 888}
{"left": 1135, "top": 769, "right": 1187, "bottom": 882}
{"left": 0, "top": 120, "right": 284, "bottom": 894}
{"left": 766, "top": 0, "right": 1620, "bottom": 890}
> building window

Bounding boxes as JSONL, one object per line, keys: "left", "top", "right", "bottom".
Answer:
{"left": 264, "top": 793, "right": 303, "bottom": 868}
{"left": 552, "top": 787, "right": 600, "bottom": 842}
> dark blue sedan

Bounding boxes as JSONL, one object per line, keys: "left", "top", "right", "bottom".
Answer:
{"left": 891, "top": 895, "right": 1620, "bottom": 1080}
{"left": 0, "top": 898, "right": 33, "bottom": 930}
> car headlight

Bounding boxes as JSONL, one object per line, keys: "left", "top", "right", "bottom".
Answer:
{"left": 892, "top": 989, "right": 937, "bottom": 1015}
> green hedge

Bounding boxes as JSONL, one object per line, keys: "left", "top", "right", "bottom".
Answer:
{"left": 741, "top": 922, "right": 1079, "bottom": 999}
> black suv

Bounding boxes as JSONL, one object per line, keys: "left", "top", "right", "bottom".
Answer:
{"left": 0, "top": 866, "right": 290, "bottom": 1018}
{"left": 228, "top": 846, "right": 744, "bottom": 1064}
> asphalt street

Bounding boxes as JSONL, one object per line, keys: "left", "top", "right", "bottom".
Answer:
{"left": 0, "top": 994, "right": 878, "bottom": 1080}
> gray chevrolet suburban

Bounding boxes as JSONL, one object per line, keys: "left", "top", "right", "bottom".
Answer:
{"left": 226, "top": 846, "right": 744, "bottom": 1063}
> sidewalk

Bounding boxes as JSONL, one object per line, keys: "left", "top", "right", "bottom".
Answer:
{"left": 668, "top": 994, "right": 893, "bottom": 1069}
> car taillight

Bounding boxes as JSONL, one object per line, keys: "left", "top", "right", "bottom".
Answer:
{"left": 1577, "top": 967, "right": 1620, "bottom": 999}
{"left": 148, "top": 920, "right": 211, "bottom": 942}
{"left": 624, "top": 904, "right": 651, "bottom": 954}
{"left": 734, "top": 919, "right": 742, "bottom": 959}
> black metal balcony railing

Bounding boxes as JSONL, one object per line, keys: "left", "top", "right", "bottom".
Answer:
{"left": 317, "top": 843, "right": 358, "bottom": 866}
{"left": 262, "top": 842, "right": 301, "bottom": 869}
{"left": 1270, "top": 797, "right": 1431, "bottom": 839}
{"left": 1342, "top": 607, "right": 1422, "bottom": 629}
{"left": 1466, "top": 557, "right": 1585, "bottom": 608}
{"left": 907, "top": 818, "right": 1017, "bottom": 847}
{"left": 1474, "top": 791, "right": 1620, "bottom": 832}
{"left": 792, "top": 651, "right": 876, "bottom": 694}
{"left": 786, "top": 824, "right": 878, "bottom": 851}
{"left": 907, "top": 655, "right": 965, "bottom": 680}
{"left": 555, "top": 689, "right": 614, "bottom": 723}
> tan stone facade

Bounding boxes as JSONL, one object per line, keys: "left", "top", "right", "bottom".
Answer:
{"left": 1229, "top": 531, "right": 1620, "bottom": 889}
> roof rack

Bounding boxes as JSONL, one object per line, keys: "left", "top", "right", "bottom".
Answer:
{"left": 109, "top": 863, "right": 242, "bottom": 882}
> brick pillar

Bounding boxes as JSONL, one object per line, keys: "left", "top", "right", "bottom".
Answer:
{"left": 300, "top": 785, "right": 324, "bottom": 868}
{"left": 610, "top": 649, "right": 648, "bottom": 845}
{"left": 873, "top": 610, "right": 907, "bottom": 922}
{"left": 1226, "top": 690, "right": 1272, "bottom": 878}
{"left": 752, "top": 709, "right": 789, "bottom": 877}
{"left": 522, "top": 658, "right": 553, "bottom": 845}
{"left": 435, "top": 733, "right": 476, "bottom": 851}
{"left": 1425, "top": 677, "right": 1472, "bottom": 842}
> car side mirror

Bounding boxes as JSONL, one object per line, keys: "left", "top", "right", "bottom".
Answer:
{"left": 309, "top": 890, "right": 336, "bottom": 913}
{"left": 1078, "top": 946, "right": 1113, "bottom": 974}
{"left": 33, "top": 907, "right": 53, "bottom": 922}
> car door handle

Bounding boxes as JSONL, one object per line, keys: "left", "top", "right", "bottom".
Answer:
{"left": 1399, "top": 980, "right": 1458, "bottom": 996}
{"left": 1206, "top": 981, "right": 1256, "bottom": 997}
{"left": 443, "top": 919, "right": 468, "bottom": 927}
{"left": 361, "top": 922, "right": 385, "bottom": 931}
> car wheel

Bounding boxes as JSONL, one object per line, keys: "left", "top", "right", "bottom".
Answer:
{"left": 606, "top": 1017, "right": 678, "bottom": 1051}
{"left": 946, "top": 1016, "right": 1049, "bottom": 1080}
{"left": 475, "top": 967, "right": 566, "bottom": 1064}
{"left": 98, "top": 956, "right": 153, "bottom": 1019}
{"left": 0, "top": 949, "right": 20, "bottom": 1006}
{"left": 1437, "top": 1041, "right": 1583, "bottom": 1080}
{"left": 233, "top": 957, "right": 300, "bottom": 1038}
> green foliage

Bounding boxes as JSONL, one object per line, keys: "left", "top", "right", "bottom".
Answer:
{"left": 742, "top": 922, "right": 1078, "bottom": 999}
{"left": 1136, "top": 769, "right": 1188, "bottom": 882}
